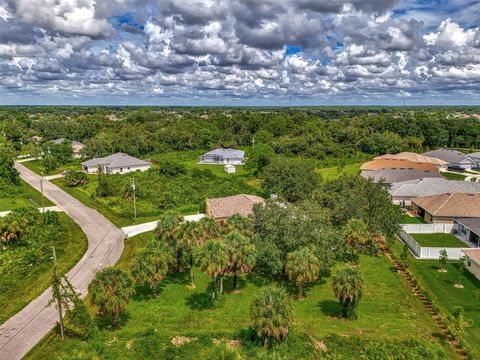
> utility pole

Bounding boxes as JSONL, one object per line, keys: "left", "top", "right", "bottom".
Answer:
{"left": 52, "top": 246, "right": 65, "bottom": 340}
{"left": 132, "top": 178, "right": 137, "bottom": 223}
{"left": 40, "top": 171, "right": 45, "bottom": 214}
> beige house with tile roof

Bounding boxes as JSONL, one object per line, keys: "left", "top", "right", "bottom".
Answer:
{"left": 375, "top": 152, "right": 448, "bottom": 168}
{"left": 411, "top": 192, "right": 480, "bottom": 223}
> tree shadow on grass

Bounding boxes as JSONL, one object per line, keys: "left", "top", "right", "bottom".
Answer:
{"left": 94, "top": 310, "right": 131, "bottom": 330}
{"left": 185, "top": 292, "right": 216, "bottom": 310}
{"left": 223, "top": 276, "right": 248, "bottom": 293}
{"left": 318, "top": 299, "right": 341, "bottom": 318}
{"left": 162, "top": 271, "right": 190, "bottom": 286}
{"left": 132, "top": 283, "right": 166, "bottom": 301}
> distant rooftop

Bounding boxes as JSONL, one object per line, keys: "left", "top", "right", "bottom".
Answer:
{"left": 412, "top": 192, "right": 480, "bottom": 217}
{"left": 206, "top": 194, "right": 265, "bottom": 219}
{"left": 390, "top": 178, "right": 480, "bottom": 198}
{"left": 361, "top": 168, "right": 441, "bottom": 184}
{"left": 360, "top": 159, "right": 439, "bottom": 173}
{"left": 422, "top": 148, "right": 465, "bottom": 163}
{"left": 203, "top": 148, "right": 245, "bottom": 158}
{"left": 375, "top": 152, "right": 447, "bottom": 166}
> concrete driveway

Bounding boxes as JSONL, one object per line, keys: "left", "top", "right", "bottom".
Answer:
{"left": 122, "top": 213, "right": 206, "bottom": 238}
{"left": 0, "top": 163, "right": 125, "bottom": 360}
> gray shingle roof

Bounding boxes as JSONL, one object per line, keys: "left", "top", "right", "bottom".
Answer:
{"left": 82, "top": 153, "right": 150, "bottom": 168}
{"left": 360, "top": 169, "right": 441, "bottom": 184}
{"left": 390, "top": 178, "right": 480, "bottom": 198}
{"left": 455, "top": 217, "right": 480, "bottom": 236}
{"left": 422, "top": 148, "right": 465, "bottom": 163}
{"left": 203, "top": 148, "right": 245, "bottom": 159}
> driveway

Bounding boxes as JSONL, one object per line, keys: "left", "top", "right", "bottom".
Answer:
{"left": 122, "top": 213, "right": 206, "bottom": 238}
{"left": 0, "top": 163, "right": 125, "bottom": 360}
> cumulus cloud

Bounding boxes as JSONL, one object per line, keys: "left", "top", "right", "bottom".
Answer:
{"left": 0, "top": 0, "right": 479, "bottom": 104}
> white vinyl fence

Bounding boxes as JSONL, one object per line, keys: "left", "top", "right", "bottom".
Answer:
{"left": 398, "top": 229, "right": 467, "bottom": 260}
{"left": 401, "top": 223, "right": 453, "bottom": 234}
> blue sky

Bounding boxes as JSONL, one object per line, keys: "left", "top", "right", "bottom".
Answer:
{"left": 0, "top": 0, "right": 479, "bottom": 105}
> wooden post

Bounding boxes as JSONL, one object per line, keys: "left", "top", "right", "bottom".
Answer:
{"left": 52, "top": 246, "right": 65, "bottom": 340}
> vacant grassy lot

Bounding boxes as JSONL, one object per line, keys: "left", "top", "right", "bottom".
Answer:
{"left": 27, "top": 231, "right": 455, "bottom": 359}
{"left": 22, "top": 159, "right": 82, "bottom": 176}
{"left": 0, "top": 213, "right": 87, "bottom": 324}
{"left": 392, "top": 239, "right": 480, "bottom": 358}
{"left": 317, "top": 163, "right": 362, "bottom": 181}
{"left": 0, "top": 179, "right": 53, "bottom": 211}
{"left": 401, "top": 215, "right": 427, "bottom": 224}
{"left": 411, "top": 233, "right": 467, "bottom": 248}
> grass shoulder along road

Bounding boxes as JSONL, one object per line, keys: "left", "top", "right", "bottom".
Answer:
{"left": 27, "top": 231, "right": 456, "bottom": 359}
{"left": 0, "top": 213, "right": 88, "bottom": 324}
{"left": 0, "top": 179, "right": 54, "bottom": 211}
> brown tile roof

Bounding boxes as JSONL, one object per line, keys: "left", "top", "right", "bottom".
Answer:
{"left": 375, "top": 152, "right": 448, "bottom": 166}
{"left": 412, "top": 192, "right": 480, "bottom": 217}
{"left": 360, "top": 159, "right": 439, "bottom": 173}
{"left": 462, "top": 249, "right": 480, "bottom": 264}
{"left": 206, "top": 194, "right": 265, "bottom": 219}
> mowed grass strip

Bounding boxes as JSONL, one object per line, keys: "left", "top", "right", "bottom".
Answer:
{"left": 0, "top": 179, "right": 53, "bottom": 211}
{"left": 0, "top": 214, "right": 87, "bottom": 324}
{"left": 411, "top": 233, "right": 467, "bottom": 248}
{"left": 27, "top": 231, "right": 454, "bottom": 359}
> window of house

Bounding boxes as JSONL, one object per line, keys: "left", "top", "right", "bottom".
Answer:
{"left": 120, "top": 168, "right": 123, "bottom": 172}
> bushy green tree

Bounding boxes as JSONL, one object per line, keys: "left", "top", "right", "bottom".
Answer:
{"left": 246, "top": 144, "right": 275, "bottom": 175}
{"left": 262, "top": 157, "right": 318, "bottom": 203}
{"left": 332, "top": 266, "right": 364, "bottom": 320}
{"left": 88, "top": 267, "right": 134, "bottom": 327}
{"left": 439, "top": 249, "right": 448, "bottom": 272}
{"left": 65, "top": 170, "right": 89, "bottom": 187}
{"left": 249, "top": 285, "right": 293, "bottom": 347}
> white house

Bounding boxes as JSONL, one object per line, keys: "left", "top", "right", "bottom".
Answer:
{"left": 460, "top": 152, "right": 480, "bottom": 170}
{"left": 461, "top": 248, "right": 480, "bottom": 281}
{"left": 51, "top": 138, "right": 86, "bottom": 158}
{"left": 198, "top": 148, "right": 245, "bottom": 165}
{"left": 81, "top": 153, "right": 151, "bottom": 174}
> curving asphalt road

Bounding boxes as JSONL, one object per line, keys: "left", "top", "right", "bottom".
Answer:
{"left": 0, "top": 163, "right": 125, "bottom": 360}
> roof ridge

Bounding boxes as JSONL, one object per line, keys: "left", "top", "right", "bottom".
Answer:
{"left": 433, "top": 192, "right": 455, "bottom": 215}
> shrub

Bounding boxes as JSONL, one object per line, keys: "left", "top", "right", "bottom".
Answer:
{"left": 65, "top": 171, "right": 89, "bottom": 187}
{"left": 158, "top": 161, "right": 187, "bottom": 177}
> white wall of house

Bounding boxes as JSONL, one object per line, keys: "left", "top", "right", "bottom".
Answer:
{"left": 465, "top": 257, "right": 480, "bottom": 280}
{"left": 106, "top": 164, "right": 151, "bottom": 174}
{"left": 84, "top": 165, "right": 98, "bottom": 173}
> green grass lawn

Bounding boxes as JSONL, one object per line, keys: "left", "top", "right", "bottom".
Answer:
{"left": 0, "top": 214, "right": 87, "bottom": 324}
{"left": 27, "top": 231, "right": 455, "bottom": 359}
{"left": 401, "top": 215, "right": 427, "bottom": 224}
{"left": 392, "top": 239, "right": 480, "bottom": 358}
{"left": 411, "top": 233, "right": 467, "bottom": 248}
{"left": 317, "top": 163, "right": 361, "bottom": 181}
{"left": 442, "top": 172, "right": 467, "bottom": 181}
{"left": 22, "top": 159, "right": 82, "bottom": 176}
{"left": 0, "top": 179, "right": 53, "bottom": 211}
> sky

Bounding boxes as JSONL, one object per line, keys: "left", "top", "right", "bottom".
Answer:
{"left": 0, "top": 0, "right": 479, "bottom": 106}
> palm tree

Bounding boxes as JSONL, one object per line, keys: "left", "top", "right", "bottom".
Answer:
{"left": 155, "top": 214, "right": 183, "bottom": 271}
{"left": 249, "top": 285, "right": 293, "bottom": 347}
{"left": 178, "top": 220, "right": 202, "bottom": 287}
{"left": 332, "top": 266, "right": 364, "bottom": 320}
{"left": 88, "top": 267, "right": 134, "bottom": 327}
{"left": 224, "top": 231, "right": 256, "bottom": 291}
{"left": 197, "top": 239, "right": 228, "bottom": 300}
{"left": 197, "top": 216, "right": 220, "bottom": 239}
{"left": 343, "top": 219, "right": 370, "bottom": 259}
{"left": 285, "top": 247, "right": 320, "bottom": 299}
{"left": 131, "top": 243, "right": 171, "bottom": 295}
{"left": 0, "top": 219, "right": 23, "bottom": 243}
{"left": 225, "top": 214, "right": 253, "bottom": 237}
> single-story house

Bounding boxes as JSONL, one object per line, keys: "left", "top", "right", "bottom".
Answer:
{"left": 411, "top": 192, "right": 480, "bottom": 223}
{"left": 375, "top": 152, "right": 448, "bottom": 169}
{"left": 360, "top": 168, "right": 441, "bottom": 184}
{"left": 206, "top": 194, "right": 265, "bottom": 222}
{"left": 198, "top": 148, "right": 245, "bottom": 165}
{"left": 51, "top": 138, "right": 86, "bottom": 158}
{"left": 360, "top": 159, "right": 440, "bottom": 174}
{"left": 81, "top": 152, "right": 151, "bottom": 174}
{"left": 389, "top": 178, "right": 480, "bottom": 206}
{"left": 454, "top": 218, "right": 480, "bottom": 247}
{"left": 422, "top": 148, "right": 466, "bottom": 170}
{"left": 461, "top": 248, "right": 480, "bottom": 281}
{"left": 460, "top": 152, "right": 480, "bottom": 170}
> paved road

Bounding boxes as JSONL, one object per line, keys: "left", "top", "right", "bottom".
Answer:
{"left": 0, "top": 163, "right": 125, "bottom": 360}
{"left": 122, "top": 213, "right": 206, "bottom": 238}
